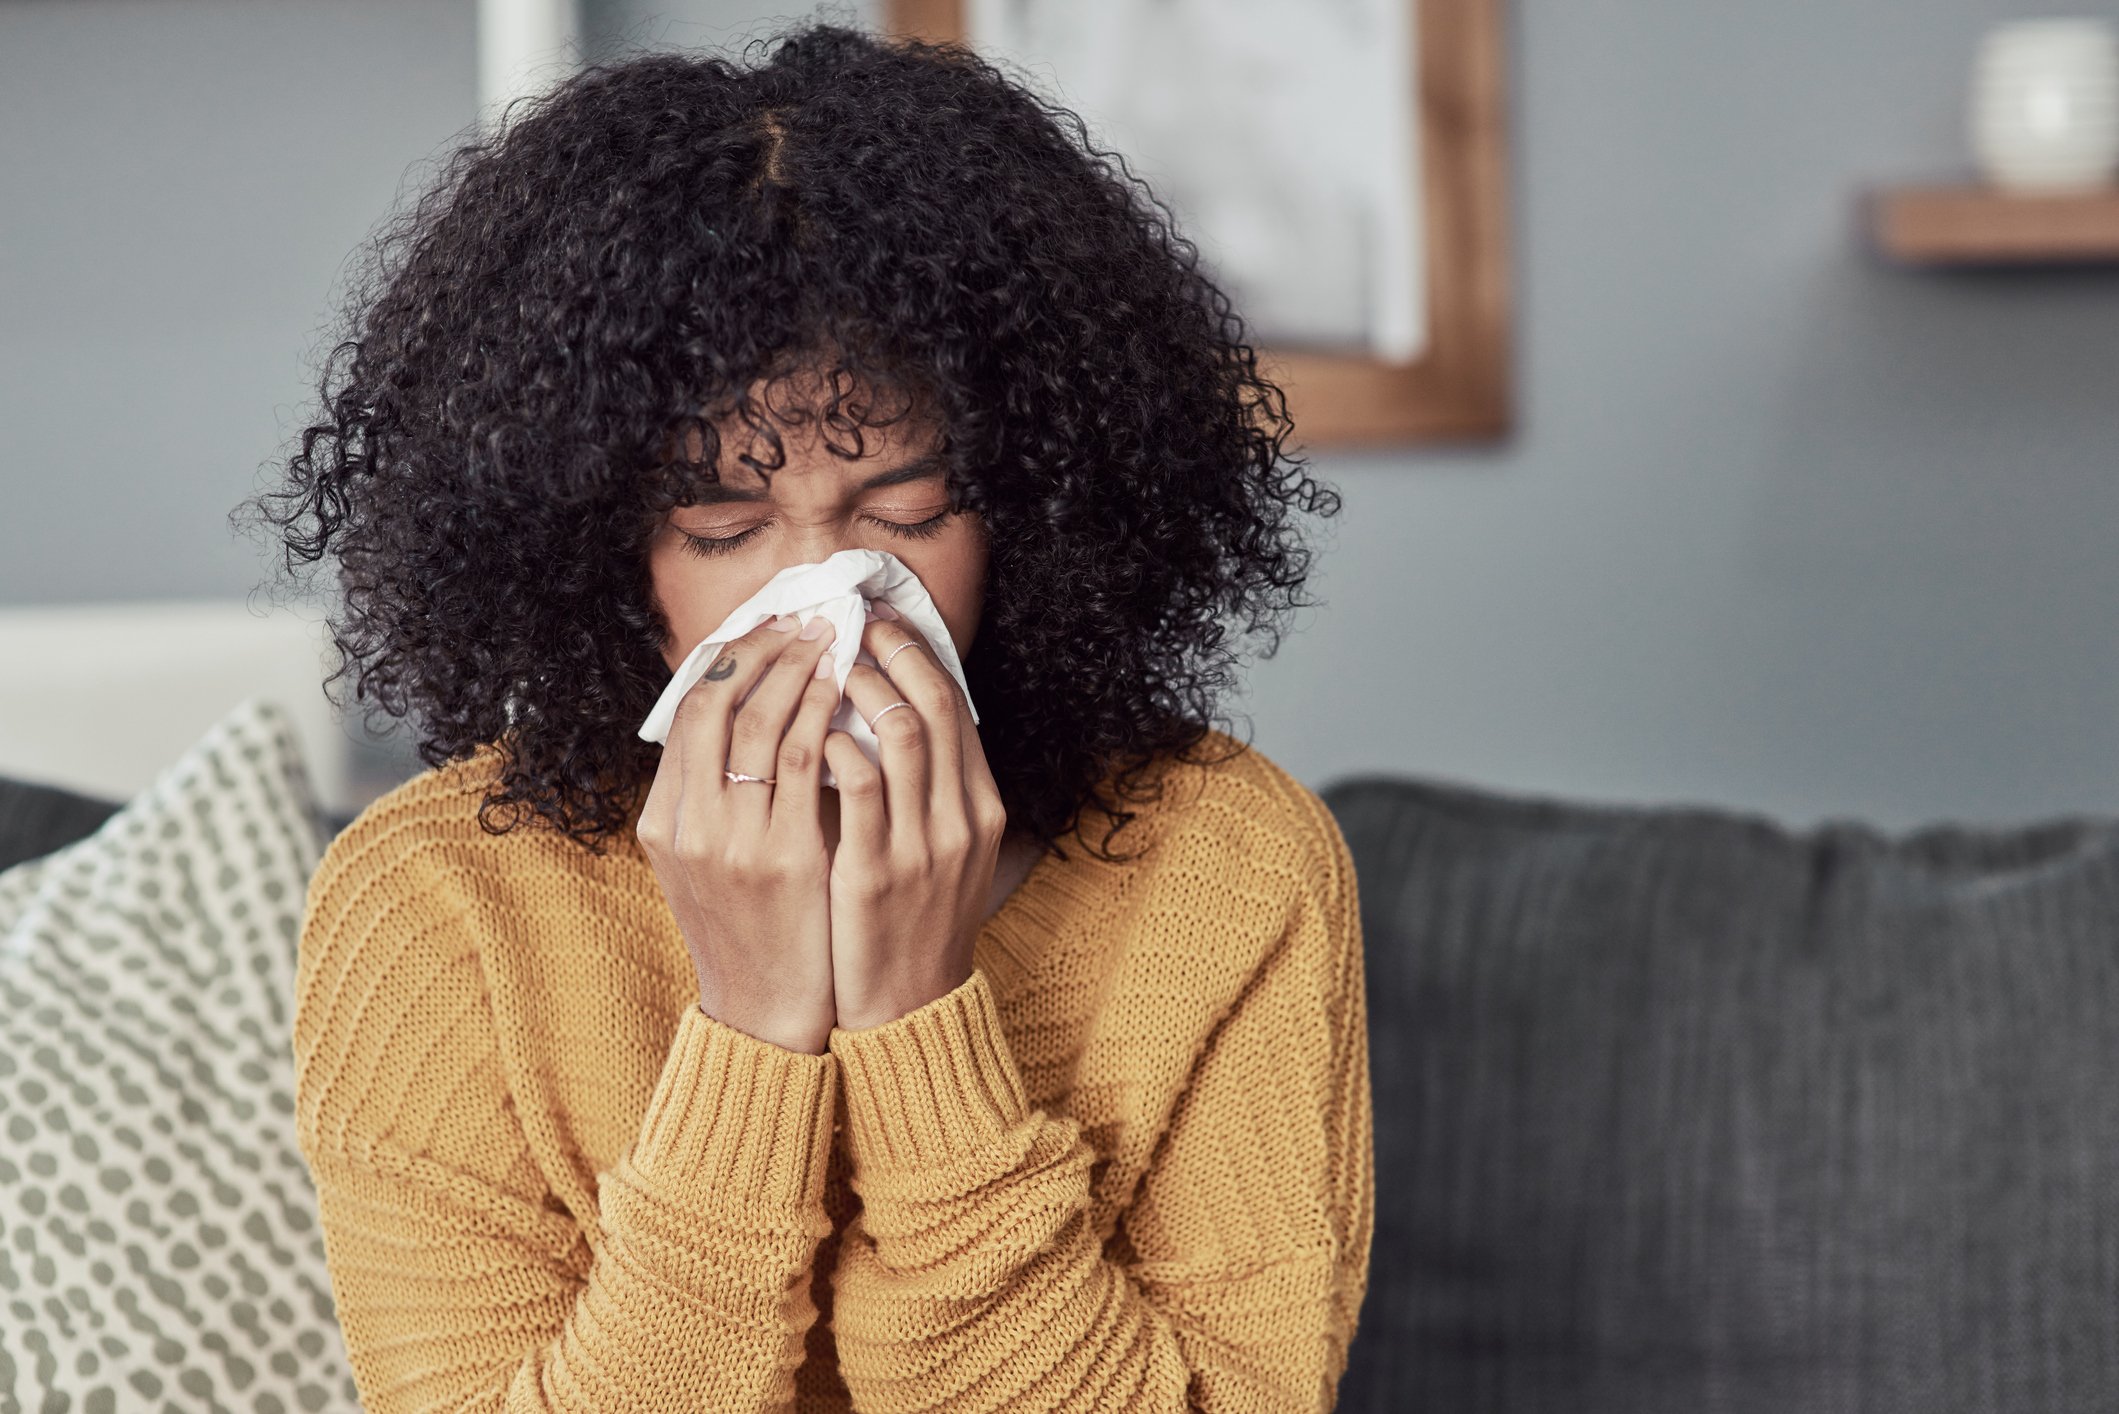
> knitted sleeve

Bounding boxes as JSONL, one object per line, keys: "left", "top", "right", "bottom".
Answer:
{"left": 824, "top": 789, "right": 1375, "bottom": 1413}
{"left": 291, "top": 819, "right": 839, "bottom": 1412}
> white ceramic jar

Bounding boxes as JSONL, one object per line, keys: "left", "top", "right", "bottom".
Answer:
{"left": 1969, "top": 18, "right": 2119, "bottom": 190}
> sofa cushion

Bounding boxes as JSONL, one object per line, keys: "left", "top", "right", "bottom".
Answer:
{"left": 0, "top": 697, "right": 360, "bottom": 1410}
{"left": 1323, "top": 774, "right": 2119, "bottom": 1414}
{"left": 0, "top": 774, "right": 122, "bottom": 873}
{"left": 0, "top": 772, "right": 365, "bottom": 874}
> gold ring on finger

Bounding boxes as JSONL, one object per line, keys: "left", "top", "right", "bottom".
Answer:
{"left": 866, "top": 700, "right": 913, "bottom": 731}
{"left": 724, "top": 770, "right": 777, "bottom": 785}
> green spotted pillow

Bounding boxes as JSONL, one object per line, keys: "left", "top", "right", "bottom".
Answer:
{"left": 0, "top": 697, "right": 359, "bottom": 1412}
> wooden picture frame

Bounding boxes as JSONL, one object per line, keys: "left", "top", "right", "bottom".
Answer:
{"left": 883, "top": 0, "right": 1514, "bottom": 447}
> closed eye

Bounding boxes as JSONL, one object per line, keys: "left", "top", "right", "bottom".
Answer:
{"left": 677, "top": 507, "right": 954, "bottom": 559}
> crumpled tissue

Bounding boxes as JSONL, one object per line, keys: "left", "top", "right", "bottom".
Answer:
{"left": 636, "top": 548, "right": 976, "bottom": 788}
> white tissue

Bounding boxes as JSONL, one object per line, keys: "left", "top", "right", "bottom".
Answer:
{"left": 637, "top": 549, "right": 977, "bottom": 788}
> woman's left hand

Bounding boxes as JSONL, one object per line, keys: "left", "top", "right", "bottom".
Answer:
{"left": 821, "top": 610, "right": 1008, "bottom": 1031}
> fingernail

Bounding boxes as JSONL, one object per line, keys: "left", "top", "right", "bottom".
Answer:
{"left": 799, "top": 615, "right": 830, "bottom": 640}
{"left": 873, "top": 602, "right": 899, "bottom": 621}
{"left": 814, "top": 652, "right": 834, "bottom": 679}
{"left": 769, "top": 615, "right": 799, "bottom": 632}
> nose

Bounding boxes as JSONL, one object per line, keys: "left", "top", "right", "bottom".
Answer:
{"left": 768, "top": 516, "right": 865, "bottom": 575}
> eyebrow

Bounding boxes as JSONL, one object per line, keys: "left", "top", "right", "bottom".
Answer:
{"left": 686, "top": 452, "right": 948, "bottom": 505}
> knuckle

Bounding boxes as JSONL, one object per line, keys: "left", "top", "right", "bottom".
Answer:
{"left": 913, "top": 677, "right": 958, "bottom": 715}
{"left": 892, "top": 839, "right": 935, "bottom": 878}
{"left": 777, "top": 740, "right": 813, "bottom": 775}
{"left": 755, "top": 851, "right": 801, "bottom": 886}
{"left": 971, "top": 787, "right": 1007, "bottom": 828}
{"left": 635, "top": 813, "right": 673, "bottom": 852}
{"left": 672, "top": 826, "right": 714, "bottom": 866}
{"left": 699, "top": 647, "right": 745, "bottom": 684}
{"left": 722, "top": 840, "right": 766, "bottom": 879}
{"left": 672, "top": 682, "right": 717, "bottom": 726}
{"left": 744, "top": 615, "right": 800, "bottom": 646}
{"left": 730, "top": 711, "right": 772, "bottom": 752}
{"left": 823, "top": 734, "right": 871, "bottom": 775}
{"left": 837, "top": 864, "right": 888, "bottom": 904}
{"left": 877, "top": 708, "right": 924, "bottom": 745}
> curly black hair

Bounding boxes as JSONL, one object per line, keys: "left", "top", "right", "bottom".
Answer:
{"left": 238, "top": 18, "right": 1340, "bottom": 863}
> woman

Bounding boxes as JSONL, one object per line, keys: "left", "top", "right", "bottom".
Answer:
{"left": 255, "top": 20, "right": 1371, "bottom": 1412}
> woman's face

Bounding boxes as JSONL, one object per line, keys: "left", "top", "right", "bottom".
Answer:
{"left": 647, "top": 400, "right": 988, "bottom": 674}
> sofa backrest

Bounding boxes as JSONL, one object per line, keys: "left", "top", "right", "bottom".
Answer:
{"left": 0, "top": 773, "right": 355, "bottom": 871}
{"left": 1323, "top": 772, "right": 2119, "bottom": 1413}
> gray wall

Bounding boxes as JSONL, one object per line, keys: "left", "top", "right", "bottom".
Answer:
{"left": 1240, "top": 1, "right": 2119, "bottom": 831}
{"left": 0, "top": 0, "right": 478, "bottom": 605}
{"left": 0, "top": 0, "right": 480, "bottom": 795}
{"left": 6, "top": 0, "right": 2118, "bottom": 830}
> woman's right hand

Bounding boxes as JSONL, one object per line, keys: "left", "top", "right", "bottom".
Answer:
{"left": 636, "top": 613, "right": 842, "bottom": 1055}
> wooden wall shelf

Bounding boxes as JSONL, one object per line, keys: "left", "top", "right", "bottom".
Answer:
{"left": 1869, "top": 184, "right": 2119, "bottom": 266}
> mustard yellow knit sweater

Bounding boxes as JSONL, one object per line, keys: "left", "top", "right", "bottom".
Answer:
{"left": 292, "top": 728, "right": 1373, "bottom": 1412}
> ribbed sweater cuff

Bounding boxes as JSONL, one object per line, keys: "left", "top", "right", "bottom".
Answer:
{"left": 626, "top": 1003, "right": 838, "bottom": 1210}
{"left": 829, "top": 967, "right": 1030, "bottom": 1172}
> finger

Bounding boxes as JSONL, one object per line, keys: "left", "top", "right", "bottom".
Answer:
{"left": 667, "top": 613, "right": 804, "bottom": 810}
{"left": 841, "top": 659, "right": 930, "bottom": 833}
{"left": 768, "top": 643, "right": 842, "bottom": 843}
{"left": 641, "top": 718, "right": 721, "bottom": 930}
{"left": 638, "top": 702, "right": 684, "bottom": 851}
{"left": 725, "top": 617, "right": 839, "bottom": 833}
{"left": 823, "top": 729, "right": 887, "bottom": 863}
{"left": 862, "top": 617, "right": 969, "bottom": 814}
{"left": 946, "top": 672, "right": 1006, "bottom": 845}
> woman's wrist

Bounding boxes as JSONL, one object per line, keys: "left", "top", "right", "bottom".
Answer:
{"left": 696, "top": 998, "right": 830, "bottom": 1056}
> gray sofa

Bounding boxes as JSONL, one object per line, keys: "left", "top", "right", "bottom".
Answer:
{"left": 1321, "top": 773, "right": 2119, "bottom": 1413}
{"left": 9, "top": 767, "right": 2115, "bottom": 1412}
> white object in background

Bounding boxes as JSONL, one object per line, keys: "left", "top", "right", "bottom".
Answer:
{"left": 968, "top": 0, "right": 1427, "bottom": 363}
{"left": 638, "top": 550, "right": 976, "bottom": 790}
{"left": 0, "top": 600, "right": 349, "bottom": 815}
{"left": 478, "top": 0, "right": 581, "bottom": 128}
{"left": 1970, "top": 19, "right": 2119, "bottom": 191}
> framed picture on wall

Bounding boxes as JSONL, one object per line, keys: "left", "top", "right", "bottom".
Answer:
{"left": 884, "top": 0, "right": 1513, "bottom": 446}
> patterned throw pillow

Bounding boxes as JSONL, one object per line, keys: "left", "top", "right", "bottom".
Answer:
{"left": 0, "top": 697, "right": 359, "bottom": 1412}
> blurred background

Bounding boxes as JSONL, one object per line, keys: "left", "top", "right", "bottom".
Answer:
{"left": 6, "top": 0, "right": 2119, "bottom": 832}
